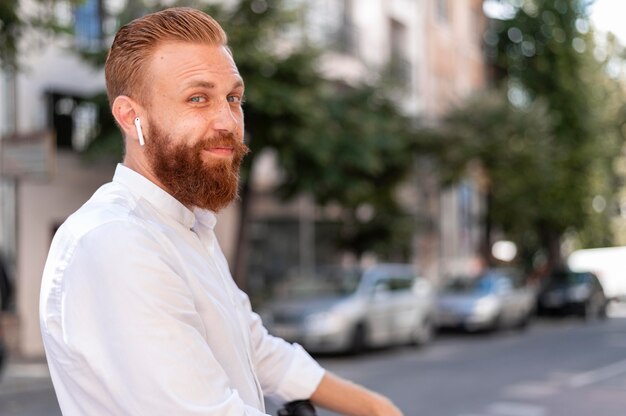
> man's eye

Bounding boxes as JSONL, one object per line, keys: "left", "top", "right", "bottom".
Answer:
{"left": 227, "top": 95, "right": 245, "bottom": 104}
{"left": 189, "top": 96, "right": 206, "bottom": 103}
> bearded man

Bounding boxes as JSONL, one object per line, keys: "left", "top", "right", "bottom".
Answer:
{"left": 39, "top": 7, "right": 402, "bottom": 416}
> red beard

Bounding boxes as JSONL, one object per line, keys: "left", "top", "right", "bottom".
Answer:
{"left": 145, "top": 122, "right": 250, "bottom": 212}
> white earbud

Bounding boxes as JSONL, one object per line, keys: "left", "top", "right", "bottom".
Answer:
{"left": 134, "top": 117, "right": 145, "bottom": 146}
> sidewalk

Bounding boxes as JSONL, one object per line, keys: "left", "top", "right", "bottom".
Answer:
{"left": 1, "top": 355, "right": 51, "bottom": 393}
{"left": 0, "top": 355, "right": 61, "bottom": 416}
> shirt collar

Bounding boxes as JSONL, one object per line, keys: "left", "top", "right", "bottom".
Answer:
{"left": 113, "top": 164, "right": 196, "bottom": 229}
{"left": 193, "top": 208, "right": 217, "bottom": 231}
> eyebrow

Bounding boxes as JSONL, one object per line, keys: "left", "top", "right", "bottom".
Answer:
{"left": 183, "top": 79, "right": 245, "bottom": 91}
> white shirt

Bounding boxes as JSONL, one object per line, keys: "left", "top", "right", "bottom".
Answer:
{"left": 40, "top": 164, "right": 324, "bottom": 415}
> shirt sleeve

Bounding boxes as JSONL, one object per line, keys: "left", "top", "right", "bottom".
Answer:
{"left": 42, "top": 220, "right": 269, "bottom": 416}
{"left": 233, "top": 288, "right": 325, "bottom": 404}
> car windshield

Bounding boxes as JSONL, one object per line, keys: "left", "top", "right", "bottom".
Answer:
{"left": 548, "top": 272, "right": 589, "bottom": 285}
{"left": 444, "top": 274, "right": 499, "bottom": 295}
{"left": 274, "top": 267, "right": 362, "bottom": 299}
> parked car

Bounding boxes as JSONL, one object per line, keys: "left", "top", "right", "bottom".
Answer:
{"left": 435, "top": 268, "right": 536, "bottom": 332}
{"left": 568, "top": 247, "right": 626, "bottom": 301}
{"left": 536, "top": 270, "right": 608, "bottom": 319}
{"left": 260, "top": 263, "right": 436, "bottom": 354}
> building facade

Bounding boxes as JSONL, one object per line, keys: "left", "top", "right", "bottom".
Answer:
{"left": 420, "top": 0, "right": 488, "bottom": 279}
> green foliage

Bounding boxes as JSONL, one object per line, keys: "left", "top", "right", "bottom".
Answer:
{"left": 0, "top": 0, "right": 84, "bottom": 70}
{"left": 427, "top": 0, "right": 626, "bottom": 266}
{"left": 489, "top": 0, "right": 626, "bottom": 251}
{"left": 417, "top": 90, "right": 551, "bottom": 262}
{"left": 281, "top": 86, "right": 415, "bottom": 205}
{"left": 0, "top": 0, "right": 21, "bottom": 69}
{"left": 287, "top": 85, "right": 416, "bottom": 257}
{"left": 81, "top": 91, "right": 124, "bottom": 162}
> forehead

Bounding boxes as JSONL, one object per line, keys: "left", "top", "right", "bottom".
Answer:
{"left": 147, "top": 41, "right": 242, "bottom": 88}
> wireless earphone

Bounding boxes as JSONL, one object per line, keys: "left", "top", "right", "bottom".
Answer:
{"left": 134, "top": 117, "right": 145, "bottom": 146}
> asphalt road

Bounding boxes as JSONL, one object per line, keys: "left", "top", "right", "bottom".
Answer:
{"left": 3, "top": 303, "right": 626, "bottom": 416}
{"left": 275, "top": 302, "right": 626, "bottom": 416}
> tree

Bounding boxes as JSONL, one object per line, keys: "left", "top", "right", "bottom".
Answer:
{"left": 420, "top": 0, "right": 626, "bottom": 271}
{"left": 487, "top": 0, "right": 626, "bottom": 267}
{"left": 287, "top": 85, "right": 416, "bottom": 260}
{"left": 1, "top": 0, "right": 85, "bottom": 70}
{"left": 418, "top": 90, "right": 557, "bottom": 267}
{"left": 0, "top": 0, "right": 22, "bottom": 70}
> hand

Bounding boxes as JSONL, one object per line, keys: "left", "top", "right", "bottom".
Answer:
{"left": 367, "top": 392, "right": 403, "bottom": 416}
{"left": 310, "top": 372, "right": 404, "bottom": 416}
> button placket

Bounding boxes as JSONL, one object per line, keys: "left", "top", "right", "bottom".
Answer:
{"left": 191, "top": 222, "right": 265, "bottom": 410}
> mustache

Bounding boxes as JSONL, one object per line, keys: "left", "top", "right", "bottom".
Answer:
{"left": 204, "top": 131, "right": 250, "bottom": 155}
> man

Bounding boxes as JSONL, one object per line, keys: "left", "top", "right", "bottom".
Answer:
{"left": 40, "top": 7, "right": 402, "bottom": 416}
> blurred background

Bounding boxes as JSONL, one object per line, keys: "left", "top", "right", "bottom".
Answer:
{"left": 1, "top": 0, "right": 626, "bottom": 415}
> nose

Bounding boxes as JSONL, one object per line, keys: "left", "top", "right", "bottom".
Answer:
{"left": 211, "top": 100, "right": 239, "bottom": 133}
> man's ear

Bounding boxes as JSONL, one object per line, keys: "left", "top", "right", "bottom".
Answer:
{"left": 111, "top": 96, "right": 143, "bottom": 143}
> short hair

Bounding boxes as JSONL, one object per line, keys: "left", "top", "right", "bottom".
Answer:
{"left": 105, "top": 7, "right": 228, "bottom": 108}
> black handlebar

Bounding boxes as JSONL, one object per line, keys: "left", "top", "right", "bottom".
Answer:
{"left": 277, "top": 400, "right": 317, "bottom": 416}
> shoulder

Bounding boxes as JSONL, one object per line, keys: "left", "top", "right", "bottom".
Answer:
{"left": 58, "top": 181, "right": 167, "bottom": 246}
{"left": 45, "top": 183, "right": 171, "bottom": 277}
{"left": 42, "top": 207, "right": 185, "bottom": 310}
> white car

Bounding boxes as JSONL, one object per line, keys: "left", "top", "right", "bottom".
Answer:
{"left": 261, "top": 263, "right": 436, "bottom": 354}
{"left": 436, "top": 268, "right": 536, "bottom": 332}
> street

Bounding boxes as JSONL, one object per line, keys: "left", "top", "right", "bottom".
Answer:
{"left": 2, "top": 303, "right": 626, "bottom": 416}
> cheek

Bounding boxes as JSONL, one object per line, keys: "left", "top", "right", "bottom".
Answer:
{"left": 236, "top": 122, "right": 245, "bottom": 140}
{"left": 235, "top": 112, "right": 245, "bottom": 138}
{"left": 173, "top": 116, "right": 206, "bottom": 141}
{"left": 146, "top": 109, "right": 173, "bottom": 135}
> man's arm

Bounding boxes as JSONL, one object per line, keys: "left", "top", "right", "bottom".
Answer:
{"left": 310, "top": 372, "right": 403, "bottom": 416}
{"left": 233, "top": 287, "right": 325, "bottom": 403}
{"left": 235, "top": 287, "right": 401, "bottom": 415}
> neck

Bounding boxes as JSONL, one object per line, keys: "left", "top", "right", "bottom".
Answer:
{"left": 123, "top": 152, "right": 190, "bottom": 208}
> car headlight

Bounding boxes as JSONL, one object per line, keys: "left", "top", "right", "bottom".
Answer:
{"left": 304, "top": 311, "right": 346, "bottom": 334}
{"left": 473, "top": 297, "right": 499, "bottom": 317}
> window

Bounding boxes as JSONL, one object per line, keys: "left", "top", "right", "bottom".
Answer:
{"left": 334, "top": 0, "right": 358, "bottom": 55}
{"left": 436, "top": 0, "right": 450, "bottom": 24}
{"left": 389, "top": 19, "right": 411, "bottom": 87}
{"left": 389, "top": 277, "right": 414, "bottom": 292}
{"left": 74, "top": 0, "right": 103, "bottom": 52}
{"left": 47, "top": 92, "right": 98, "bottom": 151}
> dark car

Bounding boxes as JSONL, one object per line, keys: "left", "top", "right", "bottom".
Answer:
{"left": 537, "top": 270, "right": 608, "bottom": 319}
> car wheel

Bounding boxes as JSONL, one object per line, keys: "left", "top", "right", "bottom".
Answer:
{"left": 581, "top": 296, "right": 602, "bottom": 321}
{"left": 348, "top": 323, "right": 368, "bottom": 355}
{"left": 516, "top": 311, "right": 532, "bottom": 330}
{"left": 0, "top": 340, "right": 6, "bottom": 380}
{"left": 412, "top": 316, "right": 434, "bottom": 346}
{"left": 486, "top": 314, "right": 503, "bottom": 333}
{"left": 578, "top": 302, "right": 588, "bottom": 319}
{"left": 598, "top": 301, "right": 609, "bottom": 320}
